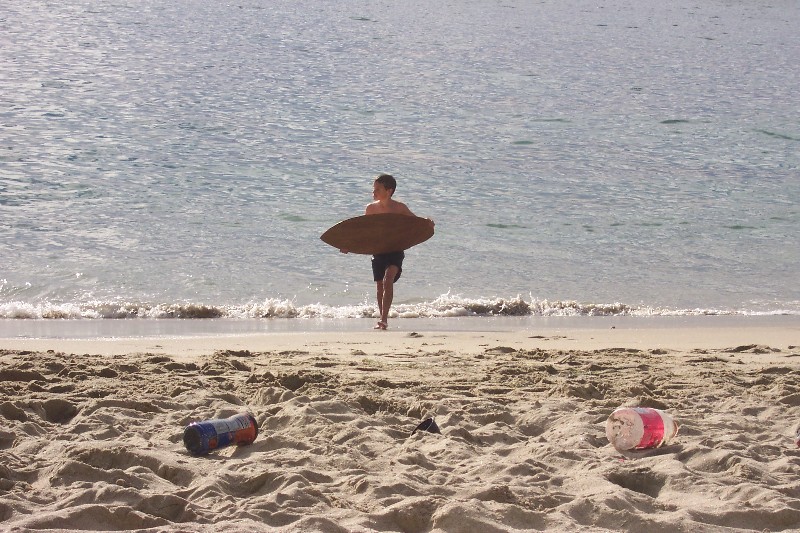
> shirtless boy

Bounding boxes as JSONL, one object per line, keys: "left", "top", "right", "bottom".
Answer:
{"left": 360, "top": 174, "right": 433, "bottom": 330}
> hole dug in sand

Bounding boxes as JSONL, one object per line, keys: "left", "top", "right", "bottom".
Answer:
{"left": 17, "top": 398, "right": 79, "bottom": 424}
{"left": 41, "top": 398, "right": 79, "bottom": 424}
{"left": 605, "top": 467, "right": 666, "bottom": 498}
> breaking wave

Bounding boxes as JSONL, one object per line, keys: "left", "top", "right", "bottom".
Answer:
{"left": 1, "top": 294, "right": 796, "bottom": 320}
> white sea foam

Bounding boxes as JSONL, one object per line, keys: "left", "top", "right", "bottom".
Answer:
{"left": 1, "top": 295, "right": 796, "bottom": 321}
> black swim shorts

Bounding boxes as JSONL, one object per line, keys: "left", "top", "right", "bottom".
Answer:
{"left": 372, "top": 251, "right": 404, "bottom": 282}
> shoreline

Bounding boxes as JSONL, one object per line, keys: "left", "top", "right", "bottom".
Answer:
{"left": 1, "top": 315, "right": 798, "bottom": 363}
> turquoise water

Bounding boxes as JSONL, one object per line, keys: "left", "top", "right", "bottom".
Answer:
{"left": 1, "top": 0, "right": 798, "bottom": 321}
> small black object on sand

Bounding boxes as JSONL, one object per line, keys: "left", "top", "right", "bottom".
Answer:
{"left": 411, "top": 418, "right": 441, "bottom": 436}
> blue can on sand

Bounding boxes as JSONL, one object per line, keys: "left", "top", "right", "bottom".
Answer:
{"left": 183, "top": 413, "right": 259, "bottom": 455}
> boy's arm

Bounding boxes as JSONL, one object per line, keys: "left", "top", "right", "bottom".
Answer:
{"left": 365, "top": 201, "right": 433, "bottom": 226}
{"left": 399, "top": 203, "right": 434, "bottom": 227}
{"left": 395, "top": 201, "right": 415, "bottom": 217}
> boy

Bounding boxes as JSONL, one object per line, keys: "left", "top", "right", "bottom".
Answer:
{"left": 348, "top": 174, "right": 434, "bottom": 330}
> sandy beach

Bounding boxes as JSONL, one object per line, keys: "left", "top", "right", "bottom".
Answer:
{"left": 1, "top": 318, "right": 799, "bottom": 532}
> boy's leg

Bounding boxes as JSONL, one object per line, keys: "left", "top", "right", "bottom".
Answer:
{"left": 375, "top": 280, "right": 385, "bottom": 328}
{"left": 379, "top": 265, "right": 400, "bottom": 327}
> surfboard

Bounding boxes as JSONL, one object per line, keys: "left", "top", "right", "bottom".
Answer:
{"left": 320, "top": 213, "right": 434, "bottom": 255}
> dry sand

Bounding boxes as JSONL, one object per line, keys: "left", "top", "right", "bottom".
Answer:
{"left": 1, "top": 321, "right": 799, "bottom": 532}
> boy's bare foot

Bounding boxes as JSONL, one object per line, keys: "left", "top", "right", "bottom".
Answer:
{"left": 374, "top": 321, "right": 388, "bottom": 330}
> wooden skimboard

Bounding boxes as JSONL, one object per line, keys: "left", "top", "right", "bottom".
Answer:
{"left": 321, "top": 213, "right": 434, "bottom": 255}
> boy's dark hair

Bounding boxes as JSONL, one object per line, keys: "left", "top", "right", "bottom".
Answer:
{"left": 375, "top": 174, "right": 397, "bottom": 194}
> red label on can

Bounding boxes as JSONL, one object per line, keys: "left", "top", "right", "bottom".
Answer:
{"left": 634, "top": 408, "right": 665, "bottom": 449}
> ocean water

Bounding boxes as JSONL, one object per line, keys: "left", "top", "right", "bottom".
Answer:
{"left": 1, "top": 0, "right": 798, "bottom": 325}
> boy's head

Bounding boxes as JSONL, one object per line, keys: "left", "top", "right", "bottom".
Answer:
{"left": 374, "top": 174, "right": 396, "bottom": 196}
